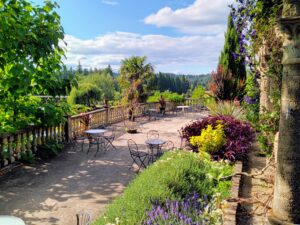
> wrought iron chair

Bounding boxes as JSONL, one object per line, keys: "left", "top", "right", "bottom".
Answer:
{"left": 76, "top": 212, "right": 91, "bottom": 225}
{"left": 178, "top": 129, "right": 185, "bottom": 149}
{"left": 72, "top": 131, "right": 89, "bottom": 152}
{"left": 157, "top": 140, "right": 175, "bottom": 158}
{"left": 147, "top": 130, "right": 159, "bottom": 140}
{"left": 128, "top": 139, "right": 149, "bottom": 172}
{"left": 103, "top": 126, "right": 117, "bottom": 150}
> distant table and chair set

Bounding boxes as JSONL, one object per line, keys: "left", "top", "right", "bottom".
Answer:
{"left": 128, "top": 129, "right": 175, "bottom": 172}
{"left": 73, "top": 126, "right": 117, "bottom": 157}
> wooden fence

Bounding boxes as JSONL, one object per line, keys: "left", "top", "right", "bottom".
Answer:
{"left": 0, "top": 98, "right": 202, "bottom": 168}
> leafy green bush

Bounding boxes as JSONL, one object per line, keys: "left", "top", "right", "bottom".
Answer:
{"left": 70, "top": 104, "right": 92, "bottom": 115}
{"left": 20, "top": 151, "right": 35, "bottom": 164}
{"left": 95, "top": 151, "right": 232, "bottom": 225}
{"left": 68, "top": 83, "right": 102, "bottom": 107}
{"left": 0, "top": 97, "right": 70, "bottom": 134}
{"left": 36, "top": 140, "right": 64, "bottom": 160}
{"left": 191, "top": 85, "right": 205, "bottom": 99}
{"left": 147, "top": 91, "right": 184, "bottom": 103}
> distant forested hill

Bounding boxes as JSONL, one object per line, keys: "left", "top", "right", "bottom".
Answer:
{"left": 149, "top": 73, "right": 211, "bottom": 92}
{"left": 185, "top": 74, "right": 211, "bottom": 89}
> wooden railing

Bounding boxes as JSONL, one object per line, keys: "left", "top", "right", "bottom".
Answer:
{"left": 0, "top": 99, "right": 204, "bottom": 168}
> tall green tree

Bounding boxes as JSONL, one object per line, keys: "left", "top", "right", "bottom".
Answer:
{"left": 215, "top": 15, "right": 246, "bottom": 100}
{"left": 0, "top": 0, "right": 65, "bottom": 123}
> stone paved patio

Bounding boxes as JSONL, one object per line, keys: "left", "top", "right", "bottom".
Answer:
{"left": 0, "top": 112, "right": 207, "bottom": 225}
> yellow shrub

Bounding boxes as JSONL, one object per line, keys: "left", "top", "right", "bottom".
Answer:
{"left": 190, "top": 123, "right": 225, "bottom": 154}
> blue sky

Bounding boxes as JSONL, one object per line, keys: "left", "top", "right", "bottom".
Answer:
{"left": 31, "top": 0, "right": 233, "bottom": 74}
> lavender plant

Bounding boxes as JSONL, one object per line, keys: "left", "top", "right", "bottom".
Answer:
{"left": 144, "top": 192, "right": 222, "bottom": 225}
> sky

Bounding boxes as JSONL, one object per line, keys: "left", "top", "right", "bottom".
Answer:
{"left": 30, "top": 0, "right": 234, "bottom": 74}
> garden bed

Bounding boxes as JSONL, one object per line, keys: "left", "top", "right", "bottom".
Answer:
{"left": 94, "top": 150, "right": 233, "bottom": 225}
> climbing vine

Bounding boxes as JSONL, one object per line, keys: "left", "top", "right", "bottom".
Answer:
{"left": 230, "top": 0, "right": 283, "bottom": 155}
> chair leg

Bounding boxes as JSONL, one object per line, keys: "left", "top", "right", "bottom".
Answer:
{"left": 81, "top": 142, "right": 84, "bottom": 152}
{"left": 94, "top": 142, "right": 100, "bottom": 157}
{"left": 87, "top": 144, "right": 91, "bottom": 155}
{"left": 106, "top": 139, "right": 117, "bottom": 150}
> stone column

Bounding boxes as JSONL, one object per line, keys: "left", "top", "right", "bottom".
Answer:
{"left": 269, "top": 1, "right": 300, "bottom": 224}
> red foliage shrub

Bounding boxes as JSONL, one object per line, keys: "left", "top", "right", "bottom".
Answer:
{"left": 181, "top": 115, "right": 255, "bottom": 161}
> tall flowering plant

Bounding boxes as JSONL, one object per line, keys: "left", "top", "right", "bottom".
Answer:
{"left": 80, "top": 113, "right": 93, "bottom": 129}
{"left": 144, "top": 192, "right": 222, "bottom": 225}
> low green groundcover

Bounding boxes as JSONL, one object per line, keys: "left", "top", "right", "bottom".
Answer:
{"left": 94, "top": 151, "right": 233, "bottom": 225}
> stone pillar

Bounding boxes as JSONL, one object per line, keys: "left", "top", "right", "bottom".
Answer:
{"left": 269, "top": 1, "right": 300, "bottom": 224}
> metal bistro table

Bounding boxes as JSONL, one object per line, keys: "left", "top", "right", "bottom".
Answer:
{"left": 84, "top": 129, "right": 107, "bottom": 156}
{"left": 0, "top": 216, "right": 25, "bottom": 225}
{"left": 145, "top": 139, "right": 166, "bottom": 163}
{"left": 84, "top": 129, "right": 106, "bottom": 136}
{"left": 176, "top": 105, "right": 190, "bottom": 113}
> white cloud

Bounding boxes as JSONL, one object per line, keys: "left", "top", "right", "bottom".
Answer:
{"left": 102, "top": 0, "right": 118, "bottom": 6}
{"left": 144, "top": 0, "right": 234, "bottom": 34}
{"left": 63, "top": 32, "right": 224, "bottom": 74}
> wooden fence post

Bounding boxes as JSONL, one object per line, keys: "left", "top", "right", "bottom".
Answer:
{"left": 104, "top": 101, "right": 109, "bottom": 126}
{"left": 64, "top": 115, "right": 72, "bottom": 142}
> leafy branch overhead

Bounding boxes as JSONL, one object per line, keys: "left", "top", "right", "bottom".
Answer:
{"left": 0, "top": 0, "right": 66, "bottom": 127}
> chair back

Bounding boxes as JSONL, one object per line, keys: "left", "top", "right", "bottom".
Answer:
{"left": 178, "top": 129, "right": 183, "bottom": 137}
{"left": 105, "top": 126, "right": 116, "bottom": 138}
{"left": 76, "top": 212, "right": 91, "bottom": 225}
{"left": 163, "top": 140, "right": 175, "bottom": 151}
{"left": 128, "top": 139, "right": 139, "bottom": 153}
{"left": 147, "top": 130, "right": 159, "bottom": 140}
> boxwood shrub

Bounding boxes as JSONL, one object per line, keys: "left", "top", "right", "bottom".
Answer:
{"left": 94, "top": 151, "right": 232, "bottom": 225}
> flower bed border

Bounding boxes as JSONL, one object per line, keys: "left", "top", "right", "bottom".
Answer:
{"left": 223, "top": 161, "right": 243, "bottom": 225}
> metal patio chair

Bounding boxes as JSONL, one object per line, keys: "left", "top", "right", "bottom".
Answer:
{"left": 178, "top": 129, "right": 185, "bottom": 149}
{"left": 103, "top": 126, "right": 117, "bottom": 150}
{"left": 128, "top": 139, "right": 149, "bottom": 172}
{"left": 147, "top": 130, "right": 159, "bottom": 140}
{"left": 72, "top": 132, "right": 89, "bottom": 152}
{"left": 157, "top": 140, "right": 175, "bottom": 158}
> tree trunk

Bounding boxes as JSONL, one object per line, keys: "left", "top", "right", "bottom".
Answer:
{"left": 269, "top": 1, "right": 300, "bottom": 224}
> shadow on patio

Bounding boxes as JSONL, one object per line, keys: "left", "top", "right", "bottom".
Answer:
{"left": 0, "top": 112, "right": 207, "bottom": 225}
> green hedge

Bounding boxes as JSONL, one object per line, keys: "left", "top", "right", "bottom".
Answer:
{"left": 147, "top": 91, "right": 184, "bottom": 103}
{"left": 94, "top": 151, "right": 233, "bottom": 225}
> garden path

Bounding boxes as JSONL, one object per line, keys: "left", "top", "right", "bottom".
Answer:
{"left": 0, "top": 112, "right": 207, "bottom": 225}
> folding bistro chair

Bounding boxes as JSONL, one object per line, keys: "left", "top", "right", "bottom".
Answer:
{"left": 128, "top": 139, "right": 149, "bottom": 172}
{"left": 178, "top": 129, "right": 185, "bottom": 149}
{"left": 147, "top": 130, "right": 159, "bottom": 140}
{"left": 103, "top": 126, "right": 117, "bottom": 150}
{"left": 157, "top": 140, "right": 175, "bottom": 158}
{"left": 72, "top": 131, "right": 89, "bottom": 152}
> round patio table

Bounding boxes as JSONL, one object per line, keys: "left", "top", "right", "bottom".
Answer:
{"left": 0, "top": 216, "right": 25, "bottom": 225}
{"left": 145, "top": 139, "right": 166, "bottom": 162}
{"left": 84, "top": 129, "right": 106, "bottom": 135}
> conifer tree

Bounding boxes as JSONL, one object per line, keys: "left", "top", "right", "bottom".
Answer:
{"left": 215, "top": 15, "right": 246, "bottom": 100}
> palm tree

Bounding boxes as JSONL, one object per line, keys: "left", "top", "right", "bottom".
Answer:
{"left": 119, "top": 56, "right": 154, "bottom": 120}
